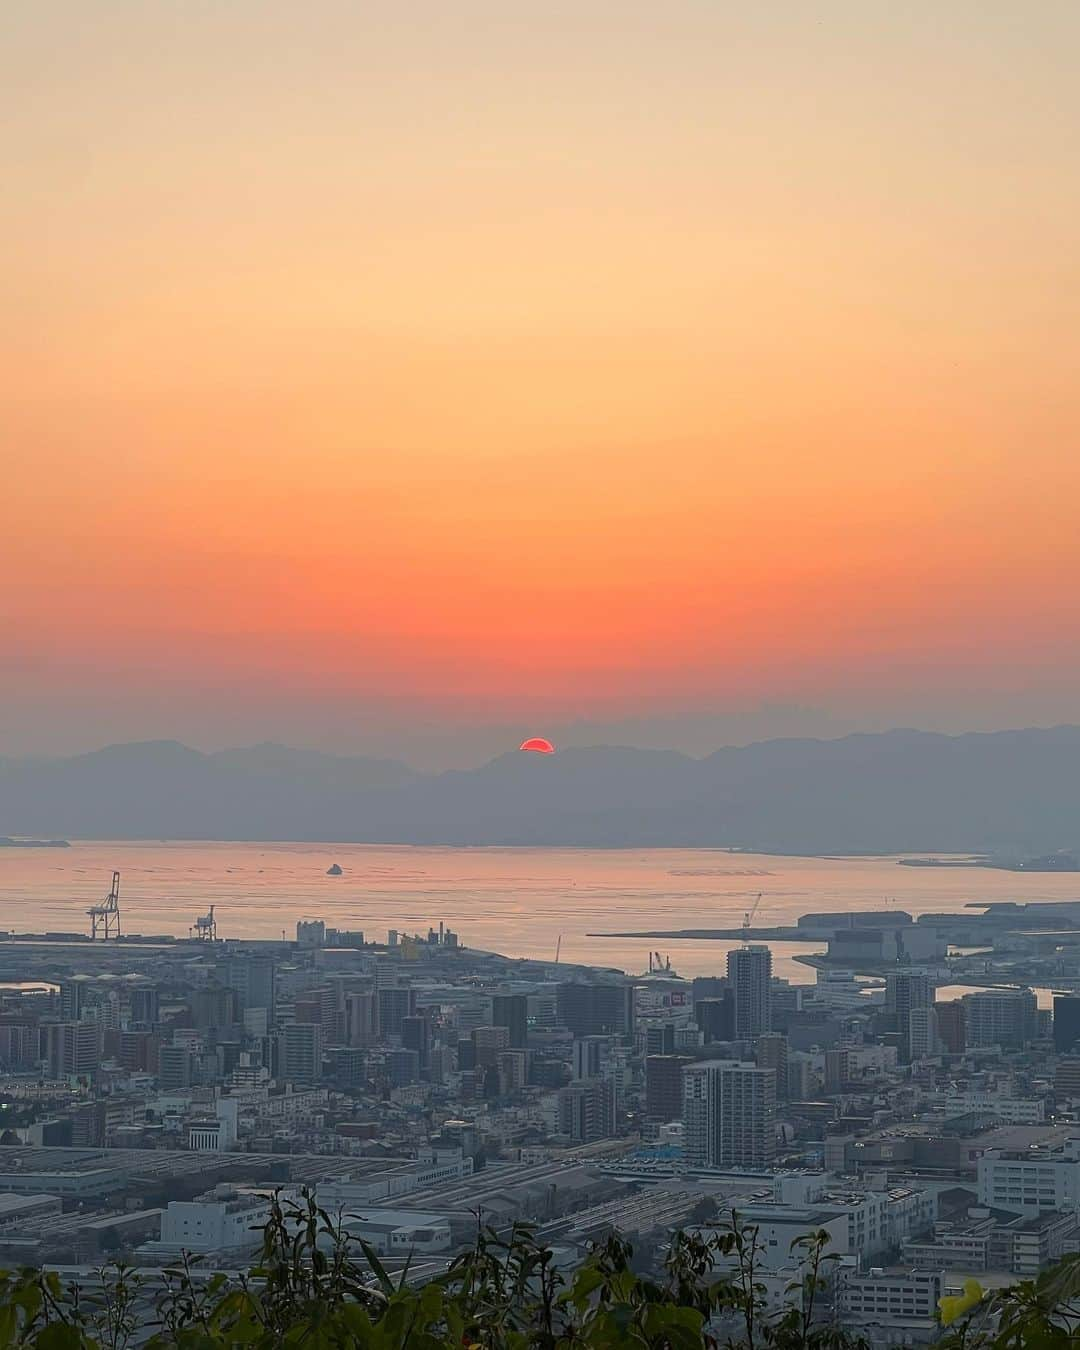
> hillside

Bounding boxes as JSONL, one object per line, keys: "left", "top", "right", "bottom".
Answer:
{"left": 1, "top": 726, "right": 1078, "bottom": 853}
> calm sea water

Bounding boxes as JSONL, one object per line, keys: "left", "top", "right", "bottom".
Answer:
{"left": 2, "top": 843, "right": 1079, "bottom": 985}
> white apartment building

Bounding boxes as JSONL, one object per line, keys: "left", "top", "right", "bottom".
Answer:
{"left": 683, "top": 1060, "right": 776, "bottom": 1168}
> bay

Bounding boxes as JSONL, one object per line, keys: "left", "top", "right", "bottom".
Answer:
{"left": 2, "top": 842, "right": 1079, "bottom": 984}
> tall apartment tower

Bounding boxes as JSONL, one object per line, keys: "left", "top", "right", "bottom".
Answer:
{"left": 756, "top": 1033, "right": 789, "bottom": 1099}
{"left": 281, "top": 1022, "right": 323, "bottom": 1086}
{"left": 726, "top": 946, "right": 772, "bottom": 1039}
{"left": 886, "top": 969, "right": 935, "bottom": 1059}
{"left": 908, "top": 1005, "right": 940, "bottom": 1060}
{"left": 683, "top": 1059, "right": 776, "bottom": 1168}
{"left": 961, "top": 988, "right": 1037, "bottom": 1049}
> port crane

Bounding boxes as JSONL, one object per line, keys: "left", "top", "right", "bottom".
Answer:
{"left": 741, "top": 893, "right": 764, "bottom": 945}
{"left": 191, "top": 905, "right": 218, "bottom": 942}
{"left": 88, "top": 871, "right": 122, "bottom": 941}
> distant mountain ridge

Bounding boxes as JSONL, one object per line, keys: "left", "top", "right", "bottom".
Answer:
{"left": 2, "top": 726, "right": 1079, "bottom": 853}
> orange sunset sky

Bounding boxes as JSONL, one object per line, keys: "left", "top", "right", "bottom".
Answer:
{"left": 3, "top": 3, "right": 1079, "bottom": 766}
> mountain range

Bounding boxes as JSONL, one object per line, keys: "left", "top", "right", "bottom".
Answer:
{"left": 1, "top": 725, "right": 1079, "bottom": 854}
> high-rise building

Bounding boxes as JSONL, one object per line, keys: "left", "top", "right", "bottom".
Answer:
{"left": 377, "top": 986, "right": 417, "bottom": 1039}
{"left": 219, "top": 957, "right": 276, "bottom": 1016}
{"left": 908, "top": 1006, "right": 940, "bottom": 1060}
{"left": 756, "top": 1033, "right": 789, "bottom": 1099}
{"left": 962, "top": 989, "right": 1037, "bottom": 1049}
{"left": 497, "top": 1049, "right": 528, "bottom": 1093}
{"left": 59, "top": 980, "right": 85, "bottom": 1023}
{"left": 0, "top": 1024, "right": 38, "bottom": 1070}
{"left": 491, "top": 994, "right": 528, "bottom": 1049}
{"left": 557, "top": 1079, "right": 615, "bottom": 1142}
{"left": 642, "top": 1022, "right": 676, "bottom": 1056}
{"left": 683, "top": 1059, "right": 776, "bottom": 1167}
{"left": 1054, "top": 996, "right": 1080, "bottom": 1054}
{"left": 386, "top": 1047, "right": 419, "bottom": 1087}
{"left": 344, "top": 990, "right": 378, "bottom": 1046}
{"left": 158, "top": 1043, "right": 194, "bottom": 1090}
{"left": 936, "top": 1000, "right": 967, "bottom": 1054}
{"left": 696, "top": 993, "right": 735, "bottom": 1043}
{"left": 472, "top": 1025, "right": 510, "bottom": 1068}
{"left": 1055, "top": 1058, "right": 1080, "bottom": 1096}
{"left": 886, "top": 969, "right": 935, "bottom": 1059}
{"left": 727, "top": 947, "right": 772, "bottom": 1039}
{"left": 43, "top": 1022, "right": 102, "bottom": 1080}
{"left": 190, "top": 985, "right": 237, "bottom": 1030}
{"left": 316, "top": 984, "right": 347, "bottom": 1045}
{"left": 119, "top": 1029, "right": 160, "bottom": 1074}
{"left": 401, "top": 1014, "right": 431, "bottom": 1070}
{"left": 823, "top": 1047, "right": 849, "bottom": 1093}
{"left": 572, "top": 1035, "right": 611, "bottom": 1080}
{"left": 556, "top": 982, "right": 635, "bottom": 1038}
{"left": 645, "top": 1054, "right": 692, "bottom": 1121}
{"left": 281, "top": 1022, "right": 323, "bottom": 1085}
{"left": 128, "top": 986, "right": 160, "bottom": 1026}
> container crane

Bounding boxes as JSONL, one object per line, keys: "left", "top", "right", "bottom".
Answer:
{"left": 191, "top": 905, "right": 218, "bottom": 942}
{"left": 88, "top": 871, "right": 121, "bottom": 940}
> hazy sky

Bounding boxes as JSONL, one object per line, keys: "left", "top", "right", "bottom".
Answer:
{"left": 3, "top": 2, "right": 1079, "bottom": 766}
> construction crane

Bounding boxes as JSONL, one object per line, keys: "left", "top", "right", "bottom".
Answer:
{"left": 741, "top": 893, "right": 764, "bottom": 945}
{"left": 649, "top": 951, "right": 672, "bottom": 973}
{"left": 88, "top": 871, "right": 121, "bottom": 941}
{"left": 191, "top": 905, "right": 218, "bottom": 942}
{"left": 554, "top": 934, "right": 562, "bottom": 964}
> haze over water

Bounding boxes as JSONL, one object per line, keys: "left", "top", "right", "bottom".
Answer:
{"left": 2, "top": 844, "right": 1079, "bottom": 982}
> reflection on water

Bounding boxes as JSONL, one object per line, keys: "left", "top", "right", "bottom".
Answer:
{"left": 3, "top": 842, "right": 1080, "bottom": 983}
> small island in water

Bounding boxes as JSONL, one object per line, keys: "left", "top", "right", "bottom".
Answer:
{"left": 326, "top": 862, "right": 344, "bottom": 875}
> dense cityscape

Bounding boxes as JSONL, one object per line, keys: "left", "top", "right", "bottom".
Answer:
{"left": 0, "top": 874, "right": 1076, "bottom": 1342}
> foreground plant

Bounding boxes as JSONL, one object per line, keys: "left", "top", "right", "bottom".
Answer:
{"left": 0, "top": 1191, "right": 1073, "bottom": 1349}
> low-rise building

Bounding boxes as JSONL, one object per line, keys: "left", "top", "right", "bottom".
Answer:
{"left": 841, "top": 1267, "right": 944, "bottom": 1319}
{"left": 978, "top": 1138, "right": 1080, "bottom": 1216}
